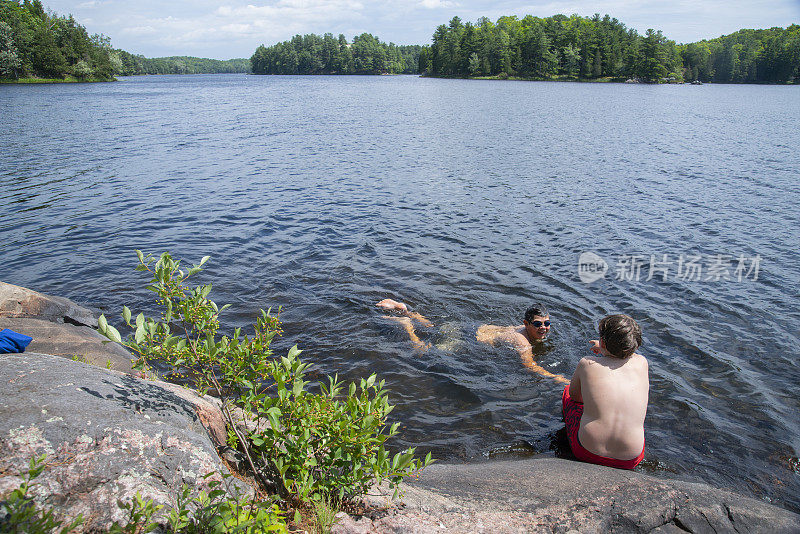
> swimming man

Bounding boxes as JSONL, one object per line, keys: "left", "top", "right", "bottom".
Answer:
{"left": 376, "top": 299, "right": 568, "bottom": 384}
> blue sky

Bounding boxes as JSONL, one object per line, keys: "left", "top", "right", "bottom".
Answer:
{"left": 44, "top": 0, "right": 800, "bottom": 59}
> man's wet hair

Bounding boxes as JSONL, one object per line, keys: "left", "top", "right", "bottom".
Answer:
{"left": 524, "top": 303, "right": 549, "bottom": 323}
{"left": 598, "top": 314, "right": 642, "bottom": 358}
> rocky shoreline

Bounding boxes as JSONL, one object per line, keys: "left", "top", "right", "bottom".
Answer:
{"left": 1, "top": 281, "right": 798, "bottom": 532}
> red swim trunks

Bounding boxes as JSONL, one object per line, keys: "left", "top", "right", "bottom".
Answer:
{"left": 561, "top": 385, "right": 644, "bottom": 470}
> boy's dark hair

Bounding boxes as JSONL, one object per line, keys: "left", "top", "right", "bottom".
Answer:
{"left": 598, "top": 314, "right": 642, "bottom": 358}
{"left": 524, "top": 303, "right": 549, "bottom": 323}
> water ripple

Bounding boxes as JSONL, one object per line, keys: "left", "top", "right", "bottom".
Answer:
{"left": 1, "top": 75, "right": 799, "bottom": 512}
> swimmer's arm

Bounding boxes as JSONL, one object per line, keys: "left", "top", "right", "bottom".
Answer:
{"left": 568, "top": 359, "right": 585, "bottom": 402}
{"left": 518, "top": 343, "right": 570, "bottom": 384}
{"left": 383, "top": 316, "right": 430, "bottom": 351}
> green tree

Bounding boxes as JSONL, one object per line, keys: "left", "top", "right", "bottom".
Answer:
{"left": 30, "top": 25, "right": 66, "bottom": 77}
{"left": 0, "top": 20, "right": 21, "bottom": 78}
{"left": 418, "top": 45, "right": 430, "bottom": 73}
{"left": 561, "top": 43, "right": 580, "bottom": 76}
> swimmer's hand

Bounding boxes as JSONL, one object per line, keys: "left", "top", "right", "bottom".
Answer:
{"left": 590, "top": 339, "right": 601, "bottom": 354}
{"left": 377, "top": 299, "right": 408, "bottom": 313}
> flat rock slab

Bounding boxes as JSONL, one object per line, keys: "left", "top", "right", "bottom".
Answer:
{"left": 0, "top": 317, "right": 135, "bottom": 373}
{"left": 0, "top": 281, "right": 135, "bottom": 374}
{"left": 0, "top": 281, "right": 99, "bottom": 328}
{"left": 0, "top": 352, "right": 240, "bottom": 531}
{"left": 333, "top": 458, "right": 800, "bottom": 534}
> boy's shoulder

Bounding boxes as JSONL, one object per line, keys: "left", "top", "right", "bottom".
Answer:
{"left": 580, "top": 353, "right": 648, "bottom": 371}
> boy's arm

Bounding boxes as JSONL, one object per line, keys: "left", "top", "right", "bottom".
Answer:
{"left": 517, "top": 341, "right": 569, "bottom": 384}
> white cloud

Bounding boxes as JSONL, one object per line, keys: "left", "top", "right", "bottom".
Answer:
{"left": 39, "top": 0, "right": 800, "bottom": 59}
{"left": 220, "top": 23, "right": 253, "bottom": 34}
{"left": 419, "top": 0, "right": 459, "bottom": 8}
{"left": 121, "top": 25, "right": 157, "bottom": 36}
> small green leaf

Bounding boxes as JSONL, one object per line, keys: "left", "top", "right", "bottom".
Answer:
{"left": 199, "top": 255, "right": 210, "bottom": 266}
{"left": 106, "top": 325, "right": 122, "bottom": 343}
{"left": 98, "top": 314, "right": 108, "bottom": 332}
{"left": 136, "top": 249, "right": 144, "bottom": 263}
{"left": 122, "top": 306, "right": 131, "bottom": 324}
{"left": 135, "top": 324, "right": 145, "bottom": 344}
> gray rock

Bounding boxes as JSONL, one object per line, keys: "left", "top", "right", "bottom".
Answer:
{"left": 332, "top": 458, "right": 800, "bottom": 533}
{"left": 0, "top": 282, "right": 136, "bottom": 374}
{"left": 0, "top": 281, "right": 99, "bottom": 327}
{"left": 0, "top": 352, "right": 249, "bottom": 531}
{"left": 0, "top": 317, "right": 135, "bottom": 373}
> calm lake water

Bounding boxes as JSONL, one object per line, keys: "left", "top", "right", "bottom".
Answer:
{"left": 1, "top": 74, "right": 799, "bottom": 511}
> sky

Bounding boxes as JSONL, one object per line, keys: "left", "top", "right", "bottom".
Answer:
{"left": 43, "top": 0, "right": 800, "bottom": 60}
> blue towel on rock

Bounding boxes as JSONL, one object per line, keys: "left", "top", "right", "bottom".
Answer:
{"left": 0, "top": 329, "right": 33, "bottom": 353}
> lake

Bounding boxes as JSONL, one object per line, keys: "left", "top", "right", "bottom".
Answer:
{"left": 1, "top": 74, "right": 799, "bottom": 512}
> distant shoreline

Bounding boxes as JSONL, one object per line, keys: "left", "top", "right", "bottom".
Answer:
{"left": 0, "top": 76, "right": 115, "bottom": 84}
{"left": 4, "top": 73, "right": 797, "bottom": 85}
{"left": 421, "top": 74, "right": 799, "bottom": 85}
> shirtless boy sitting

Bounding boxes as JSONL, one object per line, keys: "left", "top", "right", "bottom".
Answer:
{"left": 377, "top": 299, "right": 568, "bottom": 384}
{"left": 562, "top": 314, "right": 649, "bottom": 469}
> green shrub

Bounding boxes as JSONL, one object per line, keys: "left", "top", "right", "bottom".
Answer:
{"left": 0, "top": 457, "right": 286, "bottom": 533}
{"left": 160, "top": 474, "right": 286, "bottom": 534}
{"left": 0, "top": 455, "right": 83, "bottom": 534}
{"left": 98, "top": 251, "right": 432, "bottom": 505}
{"left": 248, "top": 349, "right": 431, "bottom": 501}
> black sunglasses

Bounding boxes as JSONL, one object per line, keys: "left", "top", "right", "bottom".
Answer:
{"left": 531, "top": 320, "right": 551, "bottom": 328}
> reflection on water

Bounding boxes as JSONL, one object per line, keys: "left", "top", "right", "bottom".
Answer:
{"left": 1, "top": 75, "right": 799, "bottom": 512}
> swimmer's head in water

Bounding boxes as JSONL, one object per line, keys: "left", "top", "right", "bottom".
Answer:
{"left": 524, "top": 303, "right": 549, "bottom": 323}
{"left": 598, "top": 314, "right": 642, "bottom": 358}
{"left": 523, "top": 303, "right": 550, "bottom": 341}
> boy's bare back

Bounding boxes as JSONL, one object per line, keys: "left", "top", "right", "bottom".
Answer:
{"left": 569, "top": 350, "right": 649, "bottom": 460}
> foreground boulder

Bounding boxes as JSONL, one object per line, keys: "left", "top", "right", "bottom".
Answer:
{"left": 0, "top": 352, "right": 241, "bottom": 531}
{"left": 333, "top": 457, "right": 800, "bottom": 534}
{"left": 0, "top": 282, "right": 135, "bottom": 373}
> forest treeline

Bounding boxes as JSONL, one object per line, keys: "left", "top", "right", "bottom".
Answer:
{"left": 113, "top": 52, "right": 249, "bottom": 76}
{"left": 250, "top": 33, "right": 420, "bottom": 75}
{"left": 251, "top": 15, "right": 798, "bottom": 83}
{"left": 2, "top": 0, "right": 797, "bottom": 83}
{"left": 0, "top": 0, "right": 115, "bottom": 80}
{"left": 0, "top": 0, "right": 249, "bottom": 81}
{"left": 419, "top": 14, "right": 800, "bottom": 83}
{"left": 421, "top": 15, "right": 679, "bottom": 81}
{"left": 681, "top": 27, "right": 800, "bottom": 83}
